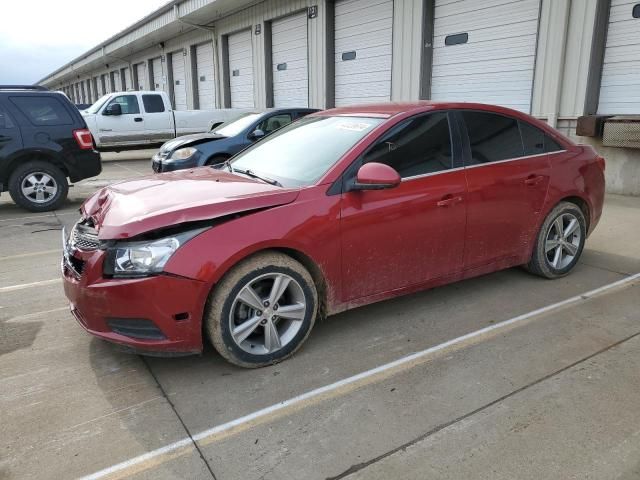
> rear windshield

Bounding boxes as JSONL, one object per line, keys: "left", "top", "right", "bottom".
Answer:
{"left": 9, "top": 95, "right": 73, "bottom": 126}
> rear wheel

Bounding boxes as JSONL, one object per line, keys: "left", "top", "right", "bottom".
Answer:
{"left": 205, "top": 252, "right": 318, "bottom": 368}
{"left": 527, "top": 202, "right": 586, "bottom": 279}
{"left": 8, "top": 161, "right": 68, "bottom": 212}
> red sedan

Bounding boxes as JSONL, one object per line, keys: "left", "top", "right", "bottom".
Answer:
{"left": 62, "top": 102, "right": 605, "bottom": 367}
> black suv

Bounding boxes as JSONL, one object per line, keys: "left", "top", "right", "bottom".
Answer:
{"left": 0, "top": 86, "right": 101, "bottom": 211}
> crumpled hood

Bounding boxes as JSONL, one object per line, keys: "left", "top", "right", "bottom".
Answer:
{"left": 160, "top": 133, "right": 226, "bottom": 153}
{"left": 81, "top": 168, "right": 300, "bottom": 240}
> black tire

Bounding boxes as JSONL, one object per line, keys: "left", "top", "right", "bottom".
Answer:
{"left": 205, "top": 155, "right": 229, "bottom": 167}
{"left": 205, "top": 252, "right": 318, "bottom": 368}
{"left": 8, "top": 161, "right": 68, "bottom": 212}
{"left": 527, "top": 201, "right": 587, "bottom": 279}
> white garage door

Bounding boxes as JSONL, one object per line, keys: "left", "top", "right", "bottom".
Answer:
{"left": 334, "top": 0, "right": 393, "bottom": 107}
{"left": 431, "top": 0, "right": 540, "bottom": 113}
{"left": 598, "top": 0, "right": 640, "bottom": 114}
{"left": 152, "top": 57, "right": 163, "bottom": 91}
{"left": 123, "top": 68, "right": 131, "bottom": 91}
{"left": 171, "top": 51, "right": 188, "bottom": 110}
{"left": 103, "top": 74, "right": 111, "bottom": 94}
{"left": 272, "top": 12, "right": 309, "bottom": 107}
{"left": 228, "top": 30, "right": 255, "bottom": 108}
{"left": 135, "top": 63, "right": 146, "bottom": 90}
{"left": 112, "top": 71, "right": 120, "bottom": 92}
{"left": 196, "top": 42, "right": 216, "bottom": 110}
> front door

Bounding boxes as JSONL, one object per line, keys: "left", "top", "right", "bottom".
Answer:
{"left": 340, "top": 111, "right": 467, "bottom": 301}
{"left": 458, "top": 110, "right": 551, "bottom": 268}
{"left": 97, "top": 94, "right": 145, "bottom": 146}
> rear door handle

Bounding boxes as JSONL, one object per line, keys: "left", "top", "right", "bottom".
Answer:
{"left": 437, "top": 195, "right": 463, "bottom": 207}
{"left": 525, "top": 175, "right": 544, "bottom": 186}
{"left": 0, "top": 135, "right": 11, "bottom": 142}
{"left": 134, "top": 117, "right": 143, "bottom": 122}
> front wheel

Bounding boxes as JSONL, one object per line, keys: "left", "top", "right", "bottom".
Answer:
{"left": 527, "top": 202, "right": 587, "bottom": 279}
{"left": 205, "top": 252, "right": 318, "bottom": 368}
{"left": 8, "top": 161, "right": 69, "bottom": 212}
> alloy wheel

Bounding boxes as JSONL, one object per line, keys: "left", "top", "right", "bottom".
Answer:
{"left": 545, "top": 212, "right": 582, "bottom": 270}
{"left": 229, "top": 273, "right": 307, "bottom": 355}
{"left": 21, "top": 172, "right": 58, "bottom": 204}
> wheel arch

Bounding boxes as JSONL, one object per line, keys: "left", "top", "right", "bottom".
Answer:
{"left": 2, "top": 150, "right": 68, "bottom": 189}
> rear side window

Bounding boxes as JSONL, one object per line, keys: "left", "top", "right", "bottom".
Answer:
{"left": 9, "top": 96, "right": 73, "bottom": 126}
{"left": 142, "top": 94, "right": 165, "bottom": 113}
{"left": 0, "top": 106, "right": 15, "bottom": 129}
{"left": 545, "top": 135, "right": 564, "bottom": 153}
{"left": 363, "top": 112, "right": 452, "bottom": 178}
{"left": 519, "top": 121, "right": 545, "bottom": 156}
{"left": 462, "top": 111, "right": 523, "bottom": 164}
{"left": 107, "top": 95, "right": 140, "bottom": 114}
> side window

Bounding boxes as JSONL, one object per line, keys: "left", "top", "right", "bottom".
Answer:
{"left": 519, "top": 121, "right": 545, "bottom": 156}
{"left": 545, "top": 135, "right": 564, "bottom": 153}
{"left": 462, "top": 111, "right": 523, "bottom": 165}
{"left": 142, "top": 94, "right": 165, "bottom": 113}
{"left": 258, "top": 114, "right": 292, "bottom": 134}
{"left": 363, "top": 112, "right": 452, "bottom": 178}
{"left": 107, "top": 95, "right": 140, "bottom": 115}
{"left": 0, "top": 106, "right": 15, "bottom": 129}
{"left": 9, "top": 96, "right": 73, "bottom": 126}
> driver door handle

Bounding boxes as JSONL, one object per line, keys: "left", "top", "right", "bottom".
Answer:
{"left": 0, "top": 135, "right": 11, "bottom": 141}
{"left": 134, "top": 117, "right": 143, "bottom": 122}
{"left": 437, "top": 195, "right": 463, "bottom": 207}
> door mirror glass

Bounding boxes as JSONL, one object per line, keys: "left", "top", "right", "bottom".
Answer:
{"left": 104, "top": 103, "right": 122, "bottom": 116}
{"left": 350, "top": 162, "right": 401, "bottom": 191}
{"left": 249, "top": 129, "right": 265, "bottom": 140}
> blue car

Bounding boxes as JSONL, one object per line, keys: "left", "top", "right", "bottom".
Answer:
{"left": 152, "top": 108, "right": 319, "bottom": 173}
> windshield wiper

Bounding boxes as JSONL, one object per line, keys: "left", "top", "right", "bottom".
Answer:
{"left": 233, "top": 168, "right": 282, "bottom": 187}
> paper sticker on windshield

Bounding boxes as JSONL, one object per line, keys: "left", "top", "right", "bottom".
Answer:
{"left": 336, "top": 122, "right": 372, "bottom": 132}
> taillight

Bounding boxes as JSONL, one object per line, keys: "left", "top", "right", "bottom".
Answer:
{"left": 73, "top": 129, "right": 94, "bottom": 150}
{"left": 596, "top": 155, "right": 606, "bottom": 172}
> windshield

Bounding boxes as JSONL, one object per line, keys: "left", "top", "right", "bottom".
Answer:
{"left": 85, "top": 94, "right": 112, "bottom": 114}
{"left": 230, "top": 116, "right": 384, "bottom": 187}
{"left": 212, "top": 113, "right": 261, "bottom": 137}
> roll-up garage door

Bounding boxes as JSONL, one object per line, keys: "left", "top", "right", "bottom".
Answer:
{"left": 135, "top": 63, "right": 146, "bottom": 90}
{"left": 152, "top": 57, "right": 163, "bottom": 91}
{"left": 196, "top": 42, "right": 216, "bottom": 110}
{"left": 431, "top": 0, "right": 540, "bottom": 113}
{"left": 334, "top": 0, "right": 393, "bottom": 107}
{"left": 228, "top": 30, "right": 255, "bottom": 108}
{"left": 272, "top": 12, "right": 309, "bottom": 107}
{"left": 598, "top": 0, "right": 640, "bottom": 114}
{"left": 122, "top": 68, "right": 131, "bottom": 91}
{"left": 112, "top": 71, "right": 121, "bottom": 92}
{"left": 171, "top": 51, "right": 188, "bottom": 110}
{"left": 103, "top": 74, "right": 111, "bottom": 94}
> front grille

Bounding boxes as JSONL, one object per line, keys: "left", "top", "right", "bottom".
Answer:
{"left": 68, "top": 255, "right": 85, "bottom": 276}
{"left": 107, "top": 318, "right": 167, "bottom": 340}
{"left": 71, "top": 219, "right": 100, "bottom": 251}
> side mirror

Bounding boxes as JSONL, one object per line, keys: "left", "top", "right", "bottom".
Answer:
{"left": 349, "top": 162, "right": 401, "bottom": 191}
{"left": 104, "top": 103, "right": 122, "bottom": 116}
{"left": 249, "top": 129, "right": 265, "bottom": 140}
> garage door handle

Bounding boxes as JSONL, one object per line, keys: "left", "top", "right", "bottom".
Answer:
{"left": 525, "top": 175, "right": 544, "bottom": 186}
{"left": 134, "top": 117, "right": 143, "bottom": 122}
{"left": 437, "top": 195, "right": 463, "bottom": 207}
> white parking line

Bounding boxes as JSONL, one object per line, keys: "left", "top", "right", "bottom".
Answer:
{"left": 0, "top": 279, "right": 60, "bottom": 293}
{"left": 0, "top": 249, "right": 60, "bottom": 261}
{"left": 78, "top": 272, "right": 640, "bottom": 480}
{"left": 5, "top": 307, "right": 68, "bottom": 323}
{"left": 0, "top": 211, "right": 77, "bottom": 223}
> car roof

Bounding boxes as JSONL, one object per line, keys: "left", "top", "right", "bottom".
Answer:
{"left": 315, "top": 101, "right": 537, "bottom": 120}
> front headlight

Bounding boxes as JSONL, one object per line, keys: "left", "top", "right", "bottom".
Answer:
{"left": 104, "top": 228, "right": 206, "bottom": 277}
{"left": 169, "top": 147, "right": 197, "bottom": 161}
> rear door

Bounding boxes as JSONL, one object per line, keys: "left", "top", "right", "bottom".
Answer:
{"left": 96, "top": 94, "right": 145, "bottom": 145}
{"left": 0, "top": 102, "right": 23, "bottom": 161}
{"left": 340, "top": 111, "right": 467, "bottom": 301}
{"left": 458, "top": 110, "right": 551, "bottom": 268}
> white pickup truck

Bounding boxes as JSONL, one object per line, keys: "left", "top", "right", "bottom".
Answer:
{"left": 81, "top": 91, "right": 248, "bottom": 150}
